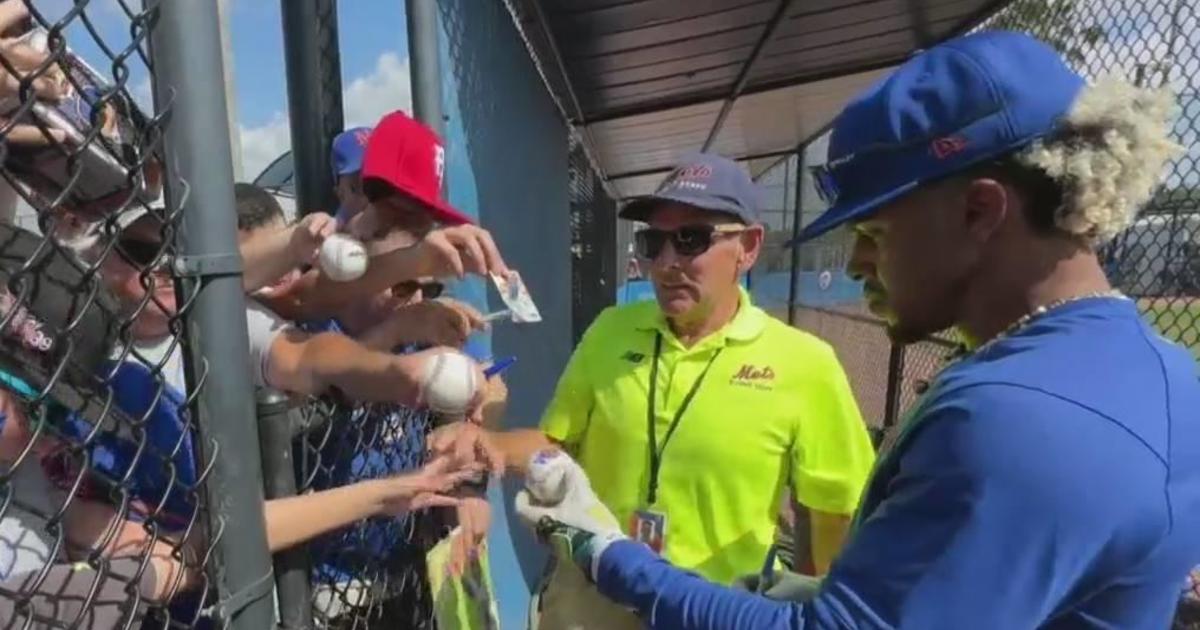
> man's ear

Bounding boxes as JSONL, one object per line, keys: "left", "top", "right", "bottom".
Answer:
{"left": 737, "top": 225, "right": 765, "bottom": 273}
{"left": 962, "top": 177, "right": 1009, "bottom": 243}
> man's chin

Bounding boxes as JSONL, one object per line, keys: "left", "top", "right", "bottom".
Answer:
{"left": 655, "top": 295, "right": 697, "bottom": 317}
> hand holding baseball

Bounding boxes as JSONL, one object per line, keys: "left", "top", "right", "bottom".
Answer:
{"left": 515, "top": 450, "right": 625, "bottom": 582}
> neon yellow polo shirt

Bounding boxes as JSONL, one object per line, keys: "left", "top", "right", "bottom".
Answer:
{"left": 540, "top": 289, "right": 875, "bottom": 584}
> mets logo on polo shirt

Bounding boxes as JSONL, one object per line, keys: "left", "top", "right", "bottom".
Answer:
{"left": 730, "top": 363, "right": 775, "bottom": 390}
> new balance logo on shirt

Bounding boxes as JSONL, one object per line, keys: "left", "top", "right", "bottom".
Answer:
{"left": 621, "top": 351, "right": 645, "bottom": 363}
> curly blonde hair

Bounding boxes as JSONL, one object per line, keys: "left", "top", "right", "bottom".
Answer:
{"left": 1014, "top": 77, "right": 1183, "bottom": 246}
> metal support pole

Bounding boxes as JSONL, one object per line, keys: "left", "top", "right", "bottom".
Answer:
{"left": 882, "top": 343, "right": 908, "bottom": 434}
{"left": 144, "top": 1, "right": 275, "bottom": 628}
{"left": 258, "top": 389, "right": 313, "bottom": 630}
{"left": 406, "top": 0, "right": 447, "bottom": 140}
{"left": 787, "top": 152, "right": 804, "bottom": 326}
{"left": 281, "top": 0, "right": 342, "bottom": 215}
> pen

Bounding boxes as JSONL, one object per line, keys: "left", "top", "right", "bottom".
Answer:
{"left": 484, "top": 356, "right": 517, "bottom": 378}
{"left": 483, "top": 309, "right": 511, "bottom": 323}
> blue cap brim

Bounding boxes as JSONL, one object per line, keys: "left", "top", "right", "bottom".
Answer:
{"left": 787, "top": 180, "right": 919, "bottom": 247}
{"left": 334, "top": 158, "right": 363, "bottom": 177}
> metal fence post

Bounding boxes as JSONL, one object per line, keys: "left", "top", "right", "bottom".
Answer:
{"left": 281, "top": 0, "right": 343, "bottom": 215}
{"left": 882, "top": 343, "right": 907, "bottom": 436}
{"left": 406, "top": 0, "right": 447, "bottom": 139}
{"left": 145, "top": 1, "right": 276, "bottom": 627}
{"left": 787, "top": 149, "right": 804, "bottom": 326}
{"left": 258, "top": 390, "right": 313, "bottom": 630}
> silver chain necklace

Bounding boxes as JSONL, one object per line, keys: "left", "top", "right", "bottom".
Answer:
{"left": 949, "top": 289, "right": 1129, "bottom": 361}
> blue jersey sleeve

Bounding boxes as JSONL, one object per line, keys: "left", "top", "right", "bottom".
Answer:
{"left": 593, "top": 384, "right": 1169, "bottom": 629}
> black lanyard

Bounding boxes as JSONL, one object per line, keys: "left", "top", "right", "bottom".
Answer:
{"left": 645, "top": 332, "right": 724, "bottom": 506}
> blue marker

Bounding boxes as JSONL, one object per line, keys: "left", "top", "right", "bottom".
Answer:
{"left": 484, "top": 356, "right": 517, "bottom": 378}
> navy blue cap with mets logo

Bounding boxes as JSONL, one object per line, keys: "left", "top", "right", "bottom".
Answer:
{"left": 331, "top": 126, "right": 372, "bottom": 179}
{"left": 791, "top": 30, "right": 1087, "bottom": 245}
{"left": 619, "top": 152, "right": 764, "bottom": 224}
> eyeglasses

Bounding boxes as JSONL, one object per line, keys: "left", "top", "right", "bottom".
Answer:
{"left": 634, "top": 224, "right": 745, "bottom": 259}
{"left": 393, "top": 280, "right": 444, "bottom": 300}
{"left": 116, "top": 238, "right": 166, "bottom": 269}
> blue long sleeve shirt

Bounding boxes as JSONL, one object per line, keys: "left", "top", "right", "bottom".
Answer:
{"left": 594, "top": 299, "right": 1200, "bottom": 629}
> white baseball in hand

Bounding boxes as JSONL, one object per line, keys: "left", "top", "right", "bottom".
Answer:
{"left": 420, "top": 351, "right": 479, "bottom": 415}
{"left": 318, "top": 234, "right": 368, "bottom": 282}
{"left": 526, "top": 450, "right": 570, "bottom": 504}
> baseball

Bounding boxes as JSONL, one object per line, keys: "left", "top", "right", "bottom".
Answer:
{"left": 318, "top": 234, "right": 368, "bottom": 282}
{"left": 526, "top": 450, "right": 570, "bottom": 504}
{"left": 420, "top": 350, "right": 479, "bottom": 415}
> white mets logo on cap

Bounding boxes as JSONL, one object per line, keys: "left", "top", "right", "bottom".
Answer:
{"left": 659, "top": 163, "right": 713, "bottom": 193}
{"left": 0, "top": 289, "right": 53, "bottom": 353}
{"left": 434, "top": 144, "right": 446, "bottom": 188}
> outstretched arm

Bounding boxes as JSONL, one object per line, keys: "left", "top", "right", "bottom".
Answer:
{"left": 264, "top": 457, "right": 476, "bottom": 552}
{"left": 522, "top": 388, "right": 1150, "bottom": 630}
{"left": 263, "top": 224, "right": 509, "bottom": 322}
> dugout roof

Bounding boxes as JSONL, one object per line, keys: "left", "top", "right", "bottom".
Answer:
{"left": 505, "top": 0, "right": 1013, "bottom": 198}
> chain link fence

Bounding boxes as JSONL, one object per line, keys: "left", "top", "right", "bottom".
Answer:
{"left": 0, "top": 0, "right": 275, "bottom": 628}
{"left": 262, "top": 2, "right": 452, "bottom": 628}
{"left": 568, "top": 132, "right": 617, "bottom": 345}
{"left": 278, "top": 392, "right": 446, "bottom": 630}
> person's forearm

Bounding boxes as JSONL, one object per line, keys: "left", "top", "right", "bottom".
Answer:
{"left": 489, "top": 428, "right": 558, "bottom": 474}
{"left": 264, "top": 480, "right": 388, "bottom": 552}
{"left": 240, "top": 226, "right": 301, "bottom": 293}
{"left": 62, "top": 498, "right": 202, "bottom": 602}
{"left": 298, "top": 333, "right": 422, "bottom": 404}
{"left": 356, "top": 309, "right": 414, "bottom": 351}
{"left": 595, "top": 541, "right": 853, "bottom": 629}
{"left": 270, "top": 246, "right": 429, "bottom": 321}
{"left": 810, "top": 511, "right": 851, "bottom": 575}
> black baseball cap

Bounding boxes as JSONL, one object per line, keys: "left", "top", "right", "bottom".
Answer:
{"left": 0, "top": 224, "right": 122, "bottom": 425}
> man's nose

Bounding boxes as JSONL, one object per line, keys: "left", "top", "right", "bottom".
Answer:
{"left": 653, "top": 239, "right": 683, "bottom": 270}
{"left": 845, "top": 235, "right": 873, "bottom": 282}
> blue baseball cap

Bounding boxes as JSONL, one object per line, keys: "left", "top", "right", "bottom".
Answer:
{"left": 330, "top": 126, "right": 373, "bottom": 179}
{"left": 792, "top": 31, "right": 1086, "bottom": 244}
{"left": 619, "top": 152, "right": 764, "bottom": 224}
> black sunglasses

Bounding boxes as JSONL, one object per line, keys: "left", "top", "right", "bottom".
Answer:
{"left": 116, "top": 238, "right": 166, "bottom": 269}
{"left": 634, "top": 224, "right": 746, "bottom": 260}
{"left": 394, "top": 280, "right": 444, "bottom": 299}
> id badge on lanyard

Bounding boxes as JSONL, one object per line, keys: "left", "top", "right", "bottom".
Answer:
{"left": 634, "top": 333, "right": 723, "bottom": 554}
{"left": 630, "top": 509, "right": 667, "bottom": 554}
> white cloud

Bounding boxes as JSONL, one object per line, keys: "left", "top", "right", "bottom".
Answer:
{"left": 238, "top": 51, "right": 413, "bottom": 180}
{"left": 130, "top": 76, "right": 153, "bottom": 113}
{"left": 343, "top": 52, "right": 413, "bottom": 128}
{"left": 239, "top": 111, "right": 292, "bottom": 182}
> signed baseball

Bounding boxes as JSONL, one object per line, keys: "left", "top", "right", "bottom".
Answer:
{"left": 420, "top": 351, "right": 479, "bottom": 415}
{"left": 526, "top": 450, "right": 570, "bottom": 504}
{"left": 318, "top": 234, "right": 368, "bottom": 282}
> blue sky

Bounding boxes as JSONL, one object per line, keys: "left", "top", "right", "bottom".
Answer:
{"left": 228, "top": 0, "right": 414, "bottom": 178}
{"left": 37, "top": 0, "right": 415, "bottom": 179}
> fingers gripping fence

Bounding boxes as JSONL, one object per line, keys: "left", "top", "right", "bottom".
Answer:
{"left": 0, "top": 1, "right": 272, "bottom": 628}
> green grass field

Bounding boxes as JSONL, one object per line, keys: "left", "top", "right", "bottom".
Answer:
{"left": 1138, "top": 298, "right": 1200, "bottom": 358}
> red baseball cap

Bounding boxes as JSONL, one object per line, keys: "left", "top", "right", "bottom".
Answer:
{"left": 361, "top": 111, "right": 473, "bottom": 226}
